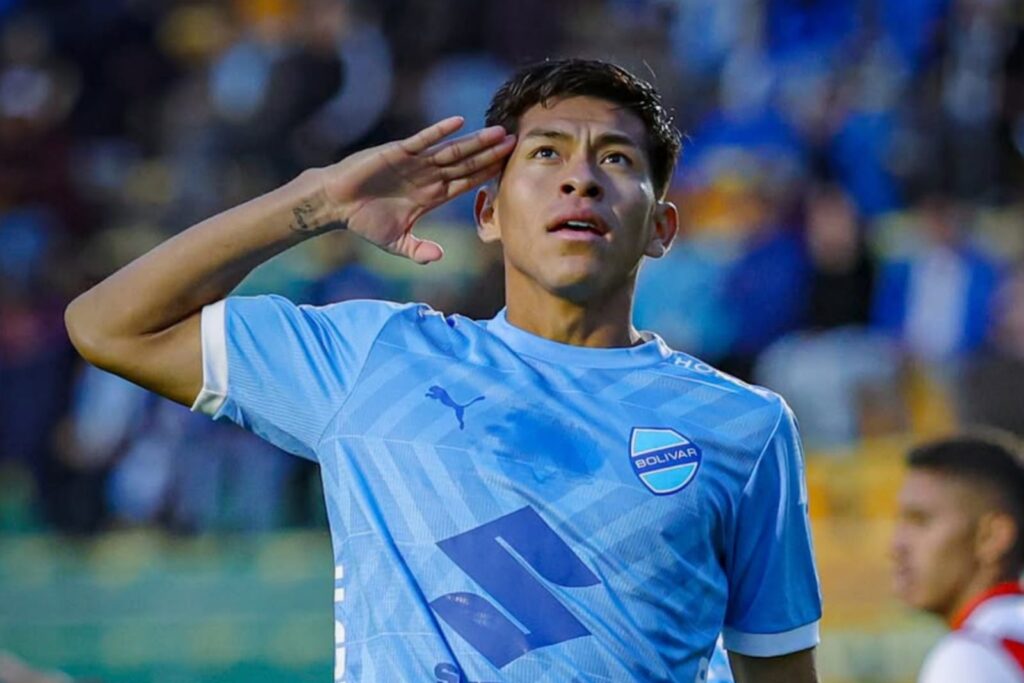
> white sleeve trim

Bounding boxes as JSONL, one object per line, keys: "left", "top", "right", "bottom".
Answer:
{"left": 190, "top": 300, "right": 228, "bottom": 416}
{"left": 722, "top": 621, "right": 820, "bottom": 657}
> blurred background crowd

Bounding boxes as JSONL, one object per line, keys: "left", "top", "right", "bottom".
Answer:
{"left": 2, "top": 0, "right": 1024, "bottom": 681}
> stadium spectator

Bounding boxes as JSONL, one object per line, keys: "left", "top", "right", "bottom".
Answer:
{"left": 957, "top": 263, "right": 1024, "bottom": 437}
{"left": 755, "top": 186, "right": 901, "bottom": 449}
{"left": 891, "top": 433, "right": 1024, "bottom": 683}
{"left": 872, "top": 194, "right": 1002, "bottom": 366}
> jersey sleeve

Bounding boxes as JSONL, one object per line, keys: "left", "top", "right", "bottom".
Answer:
{"left": 191, "top": 295, "right": 407, "bottom": 461}
{"left": 918, "top": 634, "right": 1022, "bottom": 683}
{"left": 722, "top": 401, "right": 822, "bottom": 657}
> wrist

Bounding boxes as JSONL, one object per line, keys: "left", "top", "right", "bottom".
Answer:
{"left": 287, "top": 168, "right": 347, "bottom": 236}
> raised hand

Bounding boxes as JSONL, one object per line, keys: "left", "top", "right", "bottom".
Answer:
{"left": 320, "top": 117, "right": 516, "bottom": 264}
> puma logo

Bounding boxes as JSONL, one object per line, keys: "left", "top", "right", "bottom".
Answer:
{"left": 426, "top": 385, "right": 485, "bottom": 430}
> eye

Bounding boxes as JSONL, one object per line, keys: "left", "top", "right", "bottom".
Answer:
{"left": 602, "top": 151, "right": 633, "bottom": 166}
{"left": 528, "top": 146, "right": 559, "bottom": 160}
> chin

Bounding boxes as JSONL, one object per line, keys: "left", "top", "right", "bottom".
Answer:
{"left": 546, "top": 272, "right": 615, "bottom": 303}
{"left": 904, "top": 588, "right": 947, "bottom": 617}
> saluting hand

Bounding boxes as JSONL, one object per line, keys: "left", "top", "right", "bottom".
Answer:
{"left": 319, "top": 117, "right": 516, "bottom": 264}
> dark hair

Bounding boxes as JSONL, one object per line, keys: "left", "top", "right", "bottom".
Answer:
{"left": 485, "top": 58, "right": 682, "bottom": 197}
{"left": 907, "top": 432, "right": 1024, "bottom": 573}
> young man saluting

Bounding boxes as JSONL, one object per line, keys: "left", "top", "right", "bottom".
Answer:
{"left": 67, "top": 59, "right": 821, "bottom": 683}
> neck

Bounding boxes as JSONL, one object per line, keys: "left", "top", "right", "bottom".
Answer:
{"left": 504, "top": 272, "right": 641, "bottom": 348}
{"left": 945, "top": 570, "right": 1023, "bottom": 628}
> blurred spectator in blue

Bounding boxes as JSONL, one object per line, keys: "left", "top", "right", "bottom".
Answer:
{"left": 957, "top": 263, "right": 1024, "bottom": 437}
{"left": 939, "top": 0, "right": 1015, "bottom": 201}
{"left": 719, "top": 178, "right": 809, "bottom": 380}
{"left": 0, "top": 209, "right": 76, "bottom": 528}
{"left": 875, "top": 0, "right": 951, "bottom": 73}
{"left": 683, "top": 47, "right": 806, "bottom": 175}
{"left": 296, "top": 1, "right": 394, "bottom": 158}
{"left": 308, "top": 232, "right": 393, "bottom": 307}
{"left": 668, "top": 0, "right": 756, "bottom": 82}
{"left": 765, "top": 0, "right": 858, "bottom": 63}
{"left": 59, "top": 365, "right": 299, "bottom": 533}
{"left": 54, "top": 365, "right": 151, "bottom": 532}
{"left": 826, "top": 47, "right": 906, "bottom": 217}
{"left": 801, "top": 186, "right": 876, "bottom": 330}
{"left": 210, "top": 0, "right": 345, "bottom": 178}
{"left": 635, "top": 234, "right": 737, "bottom": 361}
{"left": 0, "top": 11, "right": 85, "bottom": 231}
{"left": 755, "top": 186, "right": 901, "bottom": 450}
{"left": 873, "top": 195, "right": 1002, "bottom": 366}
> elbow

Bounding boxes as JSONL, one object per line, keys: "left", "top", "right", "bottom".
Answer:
{"left": 65, "top": 292, "right": 113, "bottom": 368}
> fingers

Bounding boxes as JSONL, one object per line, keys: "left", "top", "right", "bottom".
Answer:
{"left": 428, "top": 126, "right": 509, "bottom": 166}
{"left": 445, "top": 159, "right": 506, "bottom": 198}
{"left": 399, "top": 116, "right": 465, "bottom": 155}
{"left": 410, "top": 238, "right": 444, "bottom": 264}
{"left": 389, "top": 233, "right": 445, "bottom": 264}
{"left": 440, "top": 134, "right": 516, "bottom": 181}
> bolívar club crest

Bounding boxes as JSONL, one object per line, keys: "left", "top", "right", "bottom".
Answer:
{"left": 629, "top": 427, "right": 702, "bottom": 496}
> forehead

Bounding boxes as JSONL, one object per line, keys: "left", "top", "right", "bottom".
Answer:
{"left": 517, "top": 96, "right": 647, "bottom": 144}
{"left": 898, "top": 469, "right": 974, "bottom": 512}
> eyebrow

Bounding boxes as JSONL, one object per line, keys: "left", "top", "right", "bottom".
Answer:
{"left": 521, "top": 128, "right": 643, "bottom": 150}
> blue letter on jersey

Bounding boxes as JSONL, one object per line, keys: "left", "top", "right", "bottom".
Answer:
{"left": 430, "top": 506, "right": 601, "bottom": 668}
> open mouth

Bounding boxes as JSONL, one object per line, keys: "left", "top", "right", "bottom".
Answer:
{"left": 549, "top": 217, "right": 608, "bottom": 238}
{"left": 559, "top": 220, "right": 603, "bottom": 234}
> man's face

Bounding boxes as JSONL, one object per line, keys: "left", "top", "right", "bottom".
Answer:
{"left": 890, "top": 469, "right": 981, "bottom": 617}
{"left": 477, "top": 96, "right": 675, "bottom": 303}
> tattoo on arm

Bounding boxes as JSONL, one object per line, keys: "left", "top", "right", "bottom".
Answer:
{"left": 290, "top": 193, "right": 345, "bottom": 235}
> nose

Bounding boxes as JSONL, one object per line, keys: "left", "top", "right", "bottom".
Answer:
{"left": 560, "top": 160, "right": 604, "bottom": 200}
{"left": 889, "top": 524, "right": 907, "bottom": 561}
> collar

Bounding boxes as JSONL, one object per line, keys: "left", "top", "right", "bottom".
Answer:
{"left": 950, "top": 581, "right": 1024, "bottom": 630}
{"left": 485, "top": 308, "right": 672, "bottom": 369}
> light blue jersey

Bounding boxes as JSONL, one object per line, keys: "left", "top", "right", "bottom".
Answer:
{"left": 193, "top": 296, "right": 821, "bottom": 682}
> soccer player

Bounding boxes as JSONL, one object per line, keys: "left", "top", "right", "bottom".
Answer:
{"left": 66, "top": 59, "right": 821, "bottom": 682}
{"left": 891, "top": 433, "right": 1024, "bottom": 682}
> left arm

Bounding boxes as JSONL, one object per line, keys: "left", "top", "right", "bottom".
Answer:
{"left": 722, "top": 402, "right": 822, "bottom": 680}
{"left": 729, "top": 647, "right": 818, "bottom": 683}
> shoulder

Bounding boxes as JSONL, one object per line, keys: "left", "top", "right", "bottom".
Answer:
{"left": 305, "top": 297, "right": 425, "bottom": 328}
{"left": 312, "top": 300, "right": 499, "bottom": 360}
{"left": 920, "top": 632, "right": 1022, "bottom": 683}
{"left": 963, "top": 594, "right": 1024, "bottom": 663}
{"left": 659, "top": 352, "right": 791, "bottom": 435}
{"left": 225, "top": 295, "right": 448, "bottom": 338}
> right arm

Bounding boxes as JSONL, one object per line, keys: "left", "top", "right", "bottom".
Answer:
{"left": 65, "top": 118, "right": 515, "bottom": 406}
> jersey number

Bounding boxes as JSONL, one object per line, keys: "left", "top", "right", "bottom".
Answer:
{"left": 430, "top": 506, "right": 601, "bottom": 668}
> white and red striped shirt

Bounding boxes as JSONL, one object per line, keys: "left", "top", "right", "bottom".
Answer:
{"left": 919, "top": 582, "right": 1024, "bottom": 683}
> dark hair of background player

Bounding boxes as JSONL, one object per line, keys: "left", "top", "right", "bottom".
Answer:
{"left": 907, "top": 432, "right": 1024, "bottom": 576}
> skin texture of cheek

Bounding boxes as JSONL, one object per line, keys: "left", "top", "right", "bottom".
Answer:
{"left": 496, "top": 188, "right": 656, "bottom": 301}
{"left": 487, "top": 96, "right": 663, "bottom": 304}
{"left": 914, "top": 522, "right": 978, "bottom": 615}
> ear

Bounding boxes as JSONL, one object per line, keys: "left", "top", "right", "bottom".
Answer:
{"left": 474, "top": 185, "right": 501, "bottom": 244}
{"left": 643, "top": 200, "right": 679, "bottom": 259}
{"left": 975, "top": 511, "right": 1019, "bottom": 569}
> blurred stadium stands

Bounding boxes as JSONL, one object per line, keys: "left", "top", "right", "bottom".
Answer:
{"left": 2, "top": 0, "right": 1024, "bottom": 680}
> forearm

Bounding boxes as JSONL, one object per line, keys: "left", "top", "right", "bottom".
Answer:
{"left": 729, "top": 648, "right": 818, "bottom": 683}
{"left": 63, "top": 117, "right": 510, "bottom": 405}
{"left": 66, "top": 168, "right": 338, "bottom": 358}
